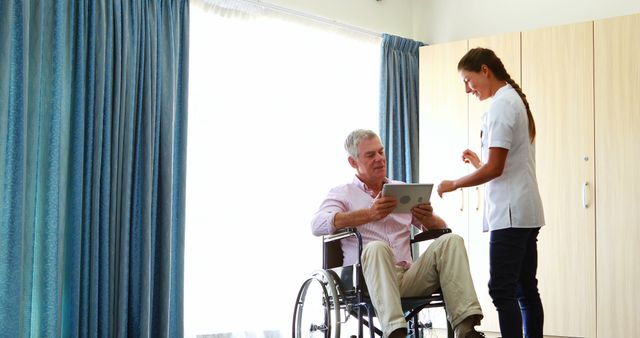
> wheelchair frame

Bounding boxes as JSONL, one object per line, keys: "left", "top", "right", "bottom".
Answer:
{"left": 292, "top": 227, "right": 455, "bottom": 338}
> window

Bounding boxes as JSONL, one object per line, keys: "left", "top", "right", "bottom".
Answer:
{"left": 186, "top": 4, "right": 381, "bottom": 337}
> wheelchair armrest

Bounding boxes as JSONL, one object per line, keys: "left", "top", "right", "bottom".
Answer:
{"left": 322, "top": 228, "right": 363, "bottom": 270}
{"left": 323, "top": 227, "right": 360, "bottom": 243}
{"left": 411, "top": 228, "right": 452, "bottom": 244}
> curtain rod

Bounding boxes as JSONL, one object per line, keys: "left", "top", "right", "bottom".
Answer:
{"left": 197, "top": 0, "right": 383, "bottom": 38}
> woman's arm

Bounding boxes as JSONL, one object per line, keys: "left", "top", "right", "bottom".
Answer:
{"left": 438, "top": 147, "right": 508, "bottom": 196}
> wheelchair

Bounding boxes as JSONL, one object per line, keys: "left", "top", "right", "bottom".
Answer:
{"left": 292, "top": 227, "right": 455, "bottom": 338}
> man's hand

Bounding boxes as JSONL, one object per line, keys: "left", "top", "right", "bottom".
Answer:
{"left": 368, "top": 193, "right": 397, "bottom": 222}
{"left": 412, "top": 202, "right": 446, "bottom": 229}
{"left": 332, "top": 193, "right": 397, "bottom": 229}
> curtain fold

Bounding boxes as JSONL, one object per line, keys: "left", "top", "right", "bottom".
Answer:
{"left": 0, "top": 1, "right": 189, "bottom": 337}
{"left": 379, "top": 33, "right": 424, "bottom": 183}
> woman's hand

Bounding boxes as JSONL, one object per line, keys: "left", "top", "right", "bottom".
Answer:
{"left": 437, "top": 180, "right": 457, "bottom": 198}
{"left": 462, "top": 149, "right": 482, "bottom": 169}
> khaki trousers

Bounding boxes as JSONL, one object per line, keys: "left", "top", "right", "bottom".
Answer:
{"left": 361, "top": 233, "right": 483, "bottom": 338}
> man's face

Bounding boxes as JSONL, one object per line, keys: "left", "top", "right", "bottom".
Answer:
{"left": 350, "top": 136, "right": 387, "bottom": 183}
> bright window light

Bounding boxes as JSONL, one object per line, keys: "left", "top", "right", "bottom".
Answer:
{"left": 186, "top": 5, "right": 381, "bottom": 337}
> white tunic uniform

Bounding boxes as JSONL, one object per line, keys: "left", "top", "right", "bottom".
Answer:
{"left": 480, "top": 84, "right": 545, "bottom": 232}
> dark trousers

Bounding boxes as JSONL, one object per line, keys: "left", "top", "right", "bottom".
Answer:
{"left": 489, "top": 227, "right": 544, "bottom": 338}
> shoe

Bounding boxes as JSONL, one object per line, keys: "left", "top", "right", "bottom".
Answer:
{"left": 455, "top": 314, "right": 484, "bottom": 338}
{"left": 388, "top": 328, "right": 408, "bottom": 338}
{"left": 463, "top": 329, "right": 486, "bottom": 338}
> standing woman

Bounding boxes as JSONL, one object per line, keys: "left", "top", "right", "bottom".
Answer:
{"left": 437, "top": 48, "right": 545, "bottom": 338}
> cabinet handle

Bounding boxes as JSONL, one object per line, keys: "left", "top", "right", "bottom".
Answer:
{"left": 476, "top": 186, "right": 480, "bottom": 211}
{"left": 582, "top": 181, "right": 590, "bottom": 208}
{"left": 460, "top": 188, "right": 464, "bottom": 211}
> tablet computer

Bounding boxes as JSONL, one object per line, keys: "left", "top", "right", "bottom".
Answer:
{"left": 381, "top": 183, "right": 434, "bottom": 213}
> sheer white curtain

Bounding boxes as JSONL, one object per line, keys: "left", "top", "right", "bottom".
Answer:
{"left": 186, "top": 3, "right": 381, "bottom": 337}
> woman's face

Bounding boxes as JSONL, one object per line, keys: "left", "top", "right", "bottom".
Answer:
{"left": 460, "top": 67, "right": 491, "bottom": 101}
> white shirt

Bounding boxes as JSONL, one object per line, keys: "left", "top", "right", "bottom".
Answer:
{"left": 480, "top": 84, "right": 545, "bottom": 231}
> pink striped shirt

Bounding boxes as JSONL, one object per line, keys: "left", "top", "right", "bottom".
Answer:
{"left": 311, "top": 176, "right": 423, "bottom": 269}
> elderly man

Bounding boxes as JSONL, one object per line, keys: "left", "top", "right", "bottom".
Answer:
{"left": 311, "top": 129, "right": 484, "bottom": 338}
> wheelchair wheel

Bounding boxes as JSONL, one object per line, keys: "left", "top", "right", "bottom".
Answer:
{"left": 292, "top": 269, "right": 342, "bottom": 338}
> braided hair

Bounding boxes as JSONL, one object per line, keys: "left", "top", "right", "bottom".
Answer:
{"left": 458, "top": 48, "right": 536, "bottom": 142}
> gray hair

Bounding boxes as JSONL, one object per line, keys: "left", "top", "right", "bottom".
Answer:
{"left": 344, "top": 129, "right": 379, "bottom": 159}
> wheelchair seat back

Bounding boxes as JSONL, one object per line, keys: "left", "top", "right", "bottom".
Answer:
{"left": 323, "top": 236, "right": 368, "bottom": 297}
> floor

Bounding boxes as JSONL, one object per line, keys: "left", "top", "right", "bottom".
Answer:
{"left": 428, "top": 328, "right": 577, "bottom": 338}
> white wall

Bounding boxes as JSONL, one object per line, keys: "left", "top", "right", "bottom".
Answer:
{"left": 263, "top": 0, "right": 414, "bottom": 38}
{"left": 261, "top": 0, "right": 640, "bottom": 44}
{"left": 412, "top": 0, "right": 640, "bottom": 43}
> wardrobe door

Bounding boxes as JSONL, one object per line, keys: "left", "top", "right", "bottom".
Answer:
{"left": 466, "top": 32, "right": 521, "bottom": 334}
{"left": 419, "top": 41, "right": 469, "bottom": 239}
{"left": 418, "top": 40, "right": 469, "bottom": 330}
{"left": 595, "top": 13, "right": 640, "bottom": 338}
{"left": 522, "top": 22, "right": 596, "bottom": 337}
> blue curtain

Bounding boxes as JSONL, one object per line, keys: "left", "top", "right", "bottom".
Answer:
{"left": 379, "top": 33, "right": 424, "bottom": 183}
{"left": 0, "top": 1, "right": 189, "bottom": 337}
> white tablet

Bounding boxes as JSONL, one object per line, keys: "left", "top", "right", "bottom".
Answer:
{"left": 381, "top": 183, "right": 434, "bottom": 213}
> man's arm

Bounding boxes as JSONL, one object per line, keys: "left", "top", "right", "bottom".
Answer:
{"left": 333, "top": 209, "right": 374, "bottom": 229}
{"left": 333, "top": 194, "right": 396, "bottom": 229}
{"left": 312, "top": 193, "right": 398, "bottom": 235}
